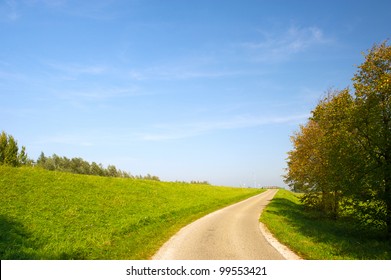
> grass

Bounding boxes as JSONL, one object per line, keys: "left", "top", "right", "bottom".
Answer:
{"left": 260, "top": 189, "right": 391, "bottom": 259}
{"left": 0, "top": 165, "right": 263, "bottom": 260}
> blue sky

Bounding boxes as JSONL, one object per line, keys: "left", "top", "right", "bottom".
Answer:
{"left": 1, "top": 0, "right": 390, "bottom": 187}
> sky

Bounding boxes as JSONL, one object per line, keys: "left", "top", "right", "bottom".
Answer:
{"left": 1, "top": 0, "right": 390, "bottom": 187}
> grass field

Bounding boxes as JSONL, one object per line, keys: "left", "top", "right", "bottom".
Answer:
{"left": 0, "top": 165, "right": 263, "bottom": 260}
{"left": 260, "top": 189, "right": 391, "bottom": 259}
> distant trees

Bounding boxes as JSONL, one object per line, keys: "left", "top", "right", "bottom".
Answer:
{"left": 285, "top": 41, "right": 391, "bottom": 237}
{"left": 0, "top": 131, "right": 160, "bottom": 181}
{"left": 174, "top": 180, "right": 211, "bottom": 185}
{"left": 190, "top": 180, "right": 210, "bottom": 185}
{"left": 35, "top": 152, "right": 159, "bottom": 180}
{"left": 0, "top": 131, "right": 32, "bottom": 167}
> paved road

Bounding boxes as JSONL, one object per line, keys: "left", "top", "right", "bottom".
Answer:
{"left": 152, "top": 189, "right": 285, "bottom": 260}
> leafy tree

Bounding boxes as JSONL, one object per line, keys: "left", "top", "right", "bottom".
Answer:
{"left": 106, "top": 165, "right": 118, "bottom": 177}
{"left": 285, "top": 41, "right": 391, "bottom": 235}
{"left": 90, "top": 162, "right": 105, "bottom": 176}
{"left": 36, "top": 152, "right": 47, "bottom": 166}
{"left": 0, "top": 131, "right": 30, "bottom": 167}
{"left": 285, "top": 89, "right": 353, "bottom": 217}
{"left": 18, "top": 146, "right": 31, "bottom": 166}
{"left": 4, "top": 134, "right": 19, "bottom": 166}
{"left": 285, "top": 118, "right": 331, "bottom": 213}
{"left": 352, "top": 41, "right": 391, "bottom": 236}
{"left": 312, "top": 89, "right": 361, "bottom": 218}
{"left": 0, "top": 131, "right": 8, "bottom": 164}
{"left": 143, "top": 173, "right": 160, "bottom": 181}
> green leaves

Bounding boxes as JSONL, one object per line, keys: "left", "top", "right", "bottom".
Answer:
{"left": 285, "top": 41, "right": 391, "bottom": 233}
{"left": 0, "top": 131, "right": 29, "bottom": 167}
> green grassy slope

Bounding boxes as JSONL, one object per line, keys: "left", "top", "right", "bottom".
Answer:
{"left": 260, "top": 189, "right": 391, "bottom": 259}
{"left": 0, "top": 165, "right": 263, "bottom": 260}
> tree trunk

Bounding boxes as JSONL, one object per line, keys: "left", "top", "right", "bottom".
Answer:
{"left": 332, "top": 190, "right": 339, "bottom": 220}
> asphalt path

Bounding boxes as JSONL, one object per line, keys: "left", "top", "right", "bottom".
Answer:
{"left": 152, "top": 189, "right": 285, "bottom": 260}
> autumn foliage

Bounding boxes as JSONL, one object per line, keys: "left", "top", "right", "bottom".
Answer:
{"left": 285, "top": 41, "right": 391, "bottom": 237}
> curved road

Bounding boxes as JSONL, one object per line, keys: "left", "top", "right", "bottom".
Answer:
{"left": 152, "top": 189, "right": 285, "bottom": 260}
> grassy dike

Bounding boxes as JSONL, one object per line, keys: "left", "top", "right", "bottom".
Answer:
{"left": 0, "top": 165, "right": 263, "bottom": 260}
{"left": 260, "top": 189, "right": 391, "bottom": 259}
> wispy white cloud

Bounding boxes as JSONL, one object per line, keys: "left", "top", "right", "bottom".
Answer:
{"left": 2, "top": 0, "right": 119, "bottom": 21}
{"left": 1, "top": 0, "right": 21, "bottom": 21}
{"left": 138, "top": 114, "right": 309, "bottom": 141}
{"left": 137, "top": 67, "right": 245, "bottom": 81}
{"left": 55, "top": 0, "right": 122, "bottom": 20}
{"left": 126, "top": 57, "right": 245, "bottom": 81}
{"left": 125, "top": 25, "right": 331, "bottom": 81}
{"left": 0, "top": 68, "right": 25, "bottom": 81}
{"left": 46, "top": 62, "right": 107, "bottom": 79}
{"left": 240, "top": 25, "right": 331, "bottom": 62}
{"left": 1, "top": 0, "right": 68, "bottom": 22}
{"left": 55, "top": 86, "right": 141, "bottom": 101}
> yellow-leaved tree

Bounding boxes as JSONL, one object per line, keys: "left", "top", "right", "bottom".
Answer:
{"left": 285, "top": 41, "right": 391, "bottom": 237}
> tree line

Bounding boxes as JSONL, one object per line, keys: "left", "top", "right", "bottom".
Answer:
{"left": 174, "top": 180, "right": 211, "bottom": 185}
{"left": 285, "top": 42, "right": 391, "bottom": 238}
{"left": 0, "top": 132, "right": 160, "bottom": 181}
{"left": 1, "top": 132, "right": 213, "bottom": 184}
{"left": 35, "top": 152, "right": 160, "bottom": 180}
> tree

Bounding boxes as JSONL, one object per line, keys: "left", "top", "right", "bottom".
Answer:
{"left": 90, "top": 162, "right": 105, "bottom": 176}
{"left": 352, "top": 41, "right": 391, "bottom": 236}
{"left": 0, "top": 131, "right": 30, "bottom": 167}
{"left": 286, "top": 88, "right": 378, "bottom": 218}
{"left": 37, "top": 152, "right": 47, "bottom": 166}
{"left": 4, "top": 134, "right": 19, "bottom": 166}
{"left": 18, "top": 146, "right": 31, "bottom": 166}
{"left": 106, "top": 165, "right": 118, "bottom": 177}
{"left": 0, "top": 131, "right": 8, "bottom": 164}
{"left": 285, "top": 117, "right": 332, "bottom": 213}
{"left": 286, "top": 41, "right": 391, "bottom": 235}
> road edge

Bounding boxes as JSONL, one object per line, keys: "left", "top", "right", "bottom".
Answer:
{"left": 258, "top": 222, "right": 302, "bottom": 260}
